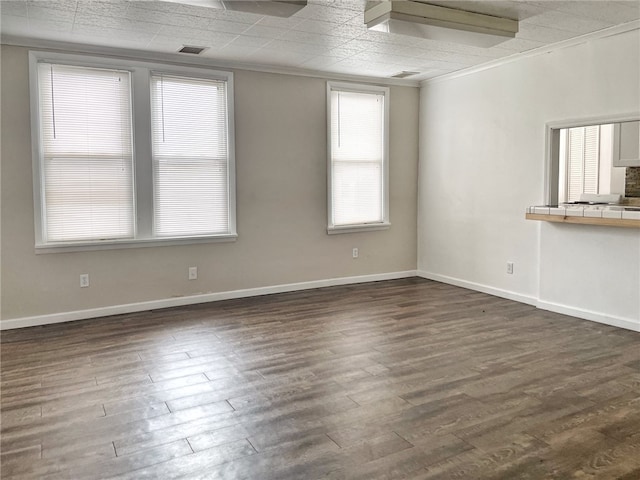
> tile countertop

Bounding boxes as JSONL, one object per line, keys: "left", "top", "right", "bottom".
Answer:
{"left": 527, "top": 204, "right": 640, "bottom": 220}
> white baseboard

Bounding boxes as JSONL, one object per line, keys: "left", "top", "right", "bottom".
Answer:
{"left": 5, "top": 270, "right": 637, "bottom": 334}
{"left": 416, "top": 270, "right": 538, "bottom": 306}
{"left": 0, "top": 270, "right": 417, "bottom": 330}
{"left": 537, "top": 300, "right": 640, "bottom": 333}
{"left": 417, "top": 270, "right": 640, "bottom": 333}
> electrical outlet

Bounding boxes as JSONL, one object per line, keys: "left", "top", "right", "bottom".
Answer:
{"left": 188, "top": 266, "right": 198, "bottom": 280}
{"left": 80, "top": 274, "right": 89, "bottom": 288}
{"left": 506, "top": 262, "right": 514, "bottom": 275}
{"left": 352, "top": 248, "right": 359, "bottom": 259}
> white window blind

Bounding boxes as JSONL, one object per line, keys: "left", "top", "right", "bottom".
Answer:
{"left": 151, "top": 74, "right": 230, "bottom": 237}
{"left": 566, "top": 126, "right": 600, "bottom": 202}
{"left": 330, "top": 89, "right": 386, "bottom": 226}
{"left": 37, "top": 63, "right": 134, "bottom": 242}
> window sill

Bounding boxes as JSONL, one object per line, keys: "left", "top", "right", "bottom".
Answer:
{"left": 35, "top": 234, "right": 238, "bottom": 254}
{"left": 327, "top": 223, "right": 391, "bottom": 235}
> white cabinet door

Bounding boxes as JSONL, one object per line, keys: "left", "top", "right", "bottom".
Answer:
{"left": 613, "top": 121, "right": 640, "bottom": 167}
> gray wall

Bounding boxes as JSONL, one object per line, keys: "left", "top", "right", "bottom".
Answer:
{"left": 1, "top": 45, "right": 419, "bottom": 321}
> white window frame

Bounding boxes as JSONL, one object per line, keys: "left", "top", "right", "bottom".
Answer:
{"left": 29, "top": 51, "right": 236, "bottom": 253}
{"left": 326, "top": 81, "right": 390, "bottom": 234}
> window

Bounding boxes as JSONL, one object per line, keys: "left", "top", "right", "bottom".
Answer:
{"left": 327, "top": 82, "right": 389, "bottom": 233}
{"left": 150, "top": 74, "right": 230, "bottom": 237}
{"left": 562, "top": 125, "right": 600, "bottom": 202}
{"left": 30, "top": 52, "right": 236, "bottom": 251}
{"left": 557, "top": 124, "right": 625, "bottom": 203}
{"left": 37, "top": 63, "right": 134, "bottom": 242}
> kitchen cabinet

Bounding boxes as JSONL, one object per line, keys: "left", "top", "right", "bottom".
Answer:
{"left": 613, "top": 121, "right": 640, "bottom": 167}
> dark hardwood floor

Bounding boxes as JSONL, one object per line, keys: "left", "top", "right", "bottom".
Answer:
{"left": 1, "top": 278, "right": 639, "bottom": 479}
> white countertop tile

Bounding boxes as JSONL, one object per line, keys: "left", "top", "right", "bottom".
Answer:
{"left": 602, "top": 209, "right": 623, "bottom": 219}
{"left": 549, "top": 207, "right": 566, "bottom": 216}
{"left": 565, "top": 207, "right": 584, "bottom": 217}
{"left": 583, "top": 208, "right": 604, "bottom": 218}
{"left": 533, "top": 206, "right": 550, "bottom": 215}
{"left": 622, "top": 210, "right": 640, "bottom": 220}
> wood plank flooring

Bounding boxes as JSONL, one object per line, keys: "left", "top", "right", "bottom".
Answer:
{"left": 1, "top": 278, "right": 639, "bottom": 479}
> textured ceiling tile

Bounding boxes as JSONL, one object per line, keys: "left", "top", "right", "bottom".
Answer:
{"left": 89, "top": 35, "right": 158, "bottom": 50}
{"left": 212, "top": 44, "right": 262, "bottom": 57}
{"left": 206, "top": 8, "right": 264, "bottom": 25}
{"left": 279, "top": 29, "right": 350, "bottom": 48}
{"left": 145, "top": 35, "right": 190, "bottom": 52}
{"left": 124, "top": 6, "right": 189, "bottom": 25}
{"left": 29, "top": 18, "right": 73, "bottom": 33}
{"left": 129, "top": 1, "right": 202, "bottom": 16}
{"left": 135, "top": 12, "right": 252, "bottom": 34}
{"left": 27, "top": 5, "right": 76, "bottom": 22}
{"left": 243, "top": 48, "right": 316, "bottom": 66}
{"left": 73, "top": 14, "right": 162, "bottom": 35}
{"left": 29, "top": 17, "right": 75, "bottom": 33}
{"left": 419, "top": 59, "right": 469, "bottom": 71}
{"left": 292, "top": 19, "right": 367, "bottom": 39}
{"left": 227, "top": 33, "right": 273, "bottom": 48}
{"left": 341, "top": 38, "right": 407, "bottom": 55}
{"left": 158, "top": 25, "right": 238, "bottom": 45}
{"left": 436, "top": 52, "right": 492, "bottom": 66}
{"left": 299, "top": 55, "right": 341, "bottom": 69}
{"left": 291, "top": 18, "right": 344, "bottom": 35}
{"left": 199, "top": 18, "right": 253, "bottom": 34}
{"left": 526, "top": 0, "right": 639, "bottom": 24}
{"left": 241, "top": 24, "right": 287, "bottom": 40}
{"left": 341, "top": 11, "right": 367, "bottom": 27}
{"left": 156, "top": 23, "right": 245, "bottom": 42}
{"left": 333, "top": 38, "right": 368, "bottom": 53}
{"left": 253, "top": 14, "right": 304, "bottom": 29}
{"left": 349, "top": 50, "right": 402, "bottom": 64}
{"left": 521, "top": 10, "right": 615, "bottom": 33}
{"left": 1, "top": 1, "right": 28, "bottom": 17}
{"left": 293, "top": 3, "right": 360, "bottom": 23}
{"left": 328, "top": 22, "right": 367, "bottom": 37}
{"left": 413, "top": 37, "right": 515, "bottom": 58}
{"left": 354, "top": 51, "right": 428, "bottom": 68}
{"left": 397, "top": 55, "right": 442, "bottom": 68}
{"left": 494, "top": 37, "right": 546, "bottom": 53}
{"left": 26, "top": 0, "right": 77, "bottom": 12}
{"left": 358, "top": 29, "right": 425, "bottom": 47}
{"left": 327, "top": 0, "right": 364, "bottom": 13}
{"left": 572, "top": 1, "right": 639, "bottom": 23}
{"left": 266, "top": 39, "right": 330, "bottom": 55}
{"left": 74, "top": 1, "right": 130, "bottom": 18}
{"left": 332, "top": 58, "right": 402, "bottom": 76}
{"left": 408, "top": 37, "right": 471, "bottom": 56}
{"left": 516, "top": 23, "right": 577, "bottom": 43}
{"left": 71, "top": 23, "right": 157, "bottom": 42}
{"left": 414, "top": 48, "right": 462, "bottom": 62}
{"left": 322, "top": 46, "right": 360, "bottom": 59}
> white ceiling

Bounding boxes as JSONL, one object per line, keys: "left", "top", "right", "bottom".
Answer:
{"left": 1, "top": 0, "right": 639, "bottom": 82}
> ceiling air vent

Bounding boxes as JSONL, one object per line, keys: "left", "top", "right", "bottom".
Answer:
{"left": 178, "top": 45, "right": 207, "bottom": 55}
{"left": 391, "top": 71, "right": 420, "bottom": 79}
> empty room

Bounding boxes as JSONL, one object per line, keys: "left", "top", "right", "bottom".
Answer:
{"left": 1, "top": 0, "right": 639, "bottom": 478}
